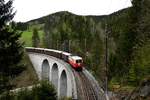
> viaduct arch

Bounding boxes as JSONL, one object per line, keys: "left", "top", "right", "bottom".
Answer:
{"left": 51, "top": 63, "right": 59, "bottom": 90}
{"left": 41, "top": 59, "right": 50, "bottom": 80}
{"left": 59, "top": 70, "right": 67, "bottom": 97}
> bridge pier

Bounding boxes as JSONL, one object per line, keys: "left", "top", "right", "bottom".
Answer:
{"left": 51, "top": 63, "right": 59, "bottom": 91}
{"left": 59, "top": 70, "right": 67, "bottom": 97}
{"left": 42, "top": 59, "right": 50, "bottom": 80}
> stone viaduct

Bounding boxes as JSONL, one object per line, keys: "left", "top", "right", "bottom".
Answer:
{"left": 27, "top": 48, "right": 77, "bottom": 99}
{"left": 26, "top": 47, "right": 105, "bottom": 99}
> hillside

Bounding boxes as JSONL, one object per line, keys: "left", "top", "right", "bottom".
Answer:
{"left": 17, "top": 4, "right": 150, "bottom": 99}
{"left": 11, "top": 53, "right": 38, "bottom": 88}
{"left": 17, "top": 8, "right": 126, "bottom": 83}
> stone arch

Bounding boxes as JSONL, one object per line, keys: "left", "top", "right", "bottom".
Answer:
{"left": 51, "top": 63, "right": 59, "bottom": 90}
{"left": 41, "top": 59, "right": 50, "bottom": 80}
{"left": 59, "top": 70, "right": 67, "bottom": 97}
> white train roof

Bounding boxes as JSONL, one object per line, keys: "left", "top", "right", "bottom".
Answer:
{"left": 70, "top": 56, "right": 82, "bottom": 60}
{"left": 26, "top": 47, "right": 77, "bottom": 57}
{"left": 62, "top": 52, "right": 71, "bottom": 56}
{"left": 45, "top": 48, "right": 62, "bottom": 53}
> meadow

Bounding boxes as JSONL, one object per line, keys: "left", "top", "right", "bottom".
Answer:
{"left": 21, "top": 30, "right": 43, "bottom": 47}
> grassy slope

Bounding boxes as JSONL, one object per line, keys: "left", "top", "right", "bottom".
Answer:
{"left": 21, "top": 30, "right": 43, "bottom": 47}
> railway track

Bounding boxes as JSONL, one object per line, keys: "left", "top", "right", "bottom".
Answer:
{"left": 73, "top": 70, "right": 98, "bottom": 100}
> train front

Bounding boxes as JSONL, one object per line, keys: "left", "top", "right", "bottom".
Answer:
{"left": 68, "top": 55, "right": 83, "bottom": 70}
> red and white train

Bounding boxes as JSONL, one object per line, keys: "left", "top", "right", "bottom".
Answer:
{"left": 68, "top": 55, "right": 83, "bottom": 69}
{"left": 26, "top": 47, "right": 83, "bottom": 71}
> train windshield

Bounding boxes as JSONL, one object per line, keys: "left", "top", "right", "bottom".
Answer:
{"left": 76, "top": 60, "right": 82, "bottom": 63}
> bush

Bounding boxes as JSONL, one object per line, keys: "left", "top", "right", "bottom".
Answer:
{"left": 31, "top": 81, "right": 57, "bottom": 100}
{"left": 0, "top": 81, "right": 57, "bottom": 100}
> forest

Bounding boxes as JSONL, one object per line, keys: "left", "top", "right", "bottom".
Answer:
{"left": 1, "top": 0, "right": 150, "bottom": 99}
{"left": 17, "top": 0, "right": 150, "bottom": 93}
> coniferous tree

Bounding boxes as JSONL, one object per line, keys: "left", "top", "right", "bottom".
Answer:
{"left": 0, "top": 0, "right": 25, "bottom": 94}
{"left": 32, "top": 28, "right": 40, "bottom": 47}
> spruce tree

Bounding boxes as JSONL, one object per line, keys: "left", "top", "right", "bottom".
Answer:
{"left": 0, "top": 0, "right": 24, "bottom": 94}
{"left": 32, "top": 28, "right": 40, "bottom": 47}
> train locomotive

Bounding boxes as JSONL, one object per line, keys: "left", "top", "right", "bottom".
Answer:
{"left": 26, "top": 47, "right": 83, "bottom": 71}
{"left": 68, "top": 55, "right": 83, "bottom": 70}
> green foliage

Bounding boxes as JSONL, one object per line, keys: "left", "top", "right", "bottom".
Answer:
{"left": 21, "top": 30, "right": 43, "bottom": 47}
{"left": 0, "top": 0, "right": 25, "bottom": 94}
{"left": 130, "top": 41, "right": 150, "bottom": 84}
{"left": 28, "top": 24, "right": 44, "bottom": 31}
{"left": 31, "top": 81, "right": 57, "bottom": 100}
{"left": 0, "top": 92, "right": 15, "bottom": 100}
{"left": 16, "top": 89, "right": 33, "bottom": 100}
{"left": 43, "top": 13, "right": 95, "bottom": 52}
{"left": 19, "top": 11, "right": 110, "bottom": 89}
{"left": 32, "top": 28, "right": 40, "bottom": 47}
{"left": 11, "top": 53, "right": 38, "bottom": 88}
{"left": 60, "top": 97, "right": 72, "bottom": 100}
{"left": 0, "top": 81, "right": 57, "bottom": 100}
{"left": 20, "top": 1, "right": 150, "bottom": 89}
{"left": 15, "top": 22, "right": 28, "bottom": 31}
{"left": 128, "top": 66, "right": 137, "bottom": 85}
{"left": 108, "top": 0, "right": 150, "bottom": 87}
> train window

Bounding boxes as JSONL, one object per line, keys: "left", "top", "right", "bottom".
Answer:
{"left": 76, "top": 60, "right": 82, "bottom": 63}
